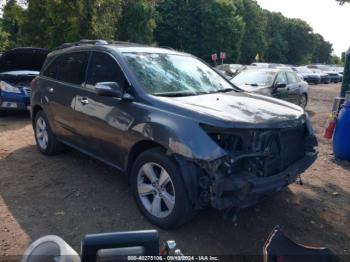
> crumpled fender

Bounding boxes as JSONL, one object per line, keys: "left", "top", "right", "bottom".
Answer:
{"left": 131, "top": 118, "right": 226, "bottom": 162}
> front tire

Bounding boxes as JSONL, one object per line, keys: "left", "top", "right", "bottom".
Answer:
{"left": 299, "top": 94, "right": 308, "bottom": 109}
{"left": 34, "top": 110, "right": 65, "bottom": 155}
{"left": 131, "top": 148, "right": 194, "bottom": 228}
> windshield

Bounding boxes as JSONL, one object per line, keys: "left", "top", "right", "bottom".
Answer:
{"left": 296, "top": 67, "right": 312, "bottom": 73}
{"left": 310, "top": 68, "right": 321, "bottom": 73}
{"left": 123, "top": 53, "right": 235, "bottom": 97}
{"left": 318, "top": 65, "right": 331, "bottom": 71}
{"left": 231, "top": 70, "right": 276, "bottom": 89}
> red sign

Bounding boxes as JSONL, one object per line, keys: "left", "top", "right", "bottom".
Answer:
{"left": 211, "top": 53, "right": 218, "bottom": 61}
{"left": 220, "top": 52, "right": 226, "bottom": 60}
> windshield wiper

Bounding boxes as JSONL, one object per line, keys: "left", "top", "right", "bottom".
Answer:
{"left": 245, "top": 83, "right": 259, "bottom": 87}
{"left": 154, "top": 92, "right": 197, "bottom": 97}
{"left": 211, "top": 88, "right": 235, "bottom": 93}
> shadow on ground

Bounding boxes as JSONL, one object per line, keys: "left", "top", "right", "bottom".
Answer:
{"left": 0, "top": 145, "right": 349, "bottom": 259}
{"left": 0, "top": 111, "right": 31, "bottom": 133}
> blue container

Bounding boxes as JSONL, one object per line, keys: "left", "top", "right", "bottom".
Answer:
{"left": 333, "top": 101, "right": 350, "bottom": 160}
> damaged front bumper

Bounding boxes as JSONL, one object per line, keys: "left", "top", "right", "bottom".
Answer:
{"left": 209, "top": 151, "right": 317, "bottom": 210}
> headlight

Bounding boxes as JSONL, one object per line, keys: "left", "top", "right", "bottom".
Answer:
{"left": 0, "top": 81, "right": 22, "bottom": 94}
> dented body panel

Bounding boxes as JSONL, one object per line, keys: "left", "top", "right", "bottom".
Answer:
{"left": 32, "top": 44, "right": 318, "bottom": 211}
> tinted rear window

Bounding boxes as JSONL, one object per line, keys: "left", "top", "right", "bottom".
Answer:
{"left": 42, "top": 52, "right": 88, "bottom": 85}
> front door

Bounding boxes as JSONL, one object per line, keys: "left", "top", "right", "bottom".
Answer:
{"left": 74, "top": 51, "right": 134, "bottom": 168}
{"left": 272, "top": 72, "right": 289, "bottom": 101}
{"left": 284, "top": 71, "right": 301, "bottom": 104}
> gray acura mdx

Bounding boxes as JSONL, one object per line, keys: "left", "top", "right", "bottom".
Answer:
{"left": 31, "top": 40, "right": 318, "bottom": 228}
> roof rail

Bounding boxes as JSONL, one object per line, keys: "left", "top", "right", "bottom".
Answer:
{"left": 54, "top": 39, "right": 108, "bottom": 51}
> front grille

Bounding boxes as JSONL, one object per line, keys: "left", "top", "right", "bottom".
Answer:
{"left": 23, "top": 87, "right": 31, "bottom": 96}
{"left": 280, "top": 126, "right": 306, "bottom": 168}
{"left": 205, "top": 124, "right": 307, "bottom": 177}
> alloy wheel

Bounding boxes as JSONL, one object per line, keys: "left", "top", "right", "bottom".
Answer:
{"left": 137, "top": 162, "right": 175, "bottom": 218}
{"left": 36, "top": 117, "right": 49, "bottom": 150}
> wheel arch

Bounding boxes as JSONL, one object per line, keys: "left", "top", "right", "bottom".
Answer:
{"left": 31, "top": 105, "right": 43, "bottom": 127}
{"left": 126, "top": 140, "right": 201, "bottom": 206}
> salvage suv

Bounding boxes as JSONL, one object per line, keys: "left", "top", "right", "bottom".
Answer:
{"left": 31, "top": 40, "right": 318, "bottom": 228}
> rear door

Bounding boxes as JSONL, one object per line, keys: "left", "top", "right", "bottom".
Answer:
{"left": 40, "top": 52, "right": 89, "bottom": 143}
{"left": 74, "top": 51, "right": 133, "bottom": 168}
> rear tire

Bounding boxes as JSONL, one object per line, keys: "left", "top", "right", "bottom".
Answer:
{"left": 131, "top": 148, "right": 194, "bottom": 228}
{"left": 34, "top": 110, "right": 65, "bottom": 155}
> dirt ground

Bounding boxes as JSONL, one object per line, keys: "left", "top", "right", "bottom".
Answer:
{"left": 0, "top": 83, "right": 349, "bottom": 260}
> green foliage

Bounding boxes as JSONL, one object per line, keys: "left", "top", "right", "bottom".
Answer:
{"left": 331, "top": 55, "right": 342, "bottom": 66}
{"left": 155, "top": 0, "right": 244, "bottom": 63}
{"left": 264, "top": 12, "right": 289, "bottom": 63}
{"left": 311, "top": 34, "right": 333, "bottom": 64}
{"left": 2, "top": 0, "right": 25, "bottom": 47}
{"left": 0, "top": 29, "right": 10, "bottom": 50}
{"left": 0, "top": 0, "right": 335, "bottom": 66}
{"left": 238, "top": 0, "right": 267, "bottom": 64}
{"left": 118, "top": 0, "right": 157, "bottom": 44}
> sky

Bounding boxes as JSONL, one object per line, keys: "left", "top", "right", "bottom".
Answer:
{"left": 256, "top": 0, "right": 350, "bottom": 56}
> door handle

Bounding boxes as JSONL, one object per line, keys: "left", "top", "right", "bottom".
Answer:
{"left": 79, "top": 97, "right": 89, "bottom": 105}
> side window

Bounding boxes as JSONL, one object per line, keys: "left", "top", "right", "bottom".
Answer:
{"left": 275, "top": 72, "right": 287, "bottom": 84}
{"left": 56, "top": 52, "right": 88, "bottom": 85}
{"left": 42, "top": 58, "right": 61, "bottom": 79}
{"left": 286, "top": 72, "right": 298, "bottom": 84}
{"left": 87, "top": 52, "right": 126, "bottom": 89}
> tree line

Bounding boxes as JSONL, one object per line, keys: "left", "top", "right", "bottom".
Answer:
{"left": 0, "top": 0, "right": 342, "bottom": 65}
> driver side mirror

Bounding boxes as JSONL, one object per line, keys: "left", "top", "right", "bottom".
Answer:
{"left": 275, "top": 83, "right": 287, "bottom": 89}
{"left": 95, "top": 82, "right": 123, "bottom": 98}
{"left": 95, "top": 82, "right": 133, "bottom": 101}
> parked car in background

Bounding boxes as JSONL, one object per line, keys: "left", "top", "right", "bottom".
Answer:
{"left": 308, "top": 68, "right": 331, "bottom": 84}
{"left": 307, "top": 64, "right": 341, "bottom": 83}
{"left": 231, "top": 68, "right": 309, "bottom": 108}
{"left": 251, "top": 62, "right": 269, "bottom": 68}
{"left": 31, "top": 40, "right": 317, "bottom": 228}
{"left": 0, "top": 47, "right": 49, "bottom": 115}
{"left": 292, "top": 66, "right": 321, "bottom": 84}
{"left": 215, "top": 64, "right": 243, "bottom": 78}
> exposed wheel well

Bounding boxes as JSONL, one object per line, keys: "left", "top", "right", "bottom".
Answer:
{"left": 126, "top": 140, "right": 166, "bottom": 178}
{"left": 31, "top": 105, "right": 43, "bottom": 126}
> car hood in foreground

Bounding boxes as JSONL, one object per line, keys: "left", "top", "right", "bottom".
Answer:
{"left": 155, "top": 91, "right": 305, "bottom": 128}
{"left": 0, "top": 70, "right": 39, "bottom": 76}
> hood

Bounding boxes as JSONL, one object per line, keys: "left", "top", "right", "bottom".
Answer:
{"left": 155, "top": 91, "right": 305, "bottom": 128}
{"left": 300, "top": 72, "right": 320, "bottom": 78}
{"left": 0, "top": 48, "right": 49, "bottom": 73}
{"left": 233, "top": 83, "right": 270, "bottom": 92}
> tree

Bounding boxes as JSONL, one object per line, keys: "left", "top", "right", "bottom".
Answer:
{"left": 155, "top": 0, "right": 244, "bottom": 63}
{"left": 311, "top": 33, "right": 333, "bottom": 64}
{"left": 284, "top": 18, "right": 314, "bottom": 65}
{"left": 118, "top": 0, "right": 157, "bottom": 44}
{"left": 264, "top": 11, "right": 289, "bottom": 63}
{"left": 238, "top": 0, "right": 267, "bottom": 64}
{"left": 2, "top": 0, "right": 25, "bottom": 47}
{"left": 331, "top": 55, "right": 342, "bottom": 65}
{"left": 86, "top": 0, "right": 121, "bottom": 40}
{"left": 336, "top": 0, "right": 349, "bottom": 4}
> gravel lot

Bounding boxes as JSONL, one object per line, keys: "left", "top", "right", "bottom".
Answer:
{"left": 0, "top": 83, "right": 349, "bottom": 260}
